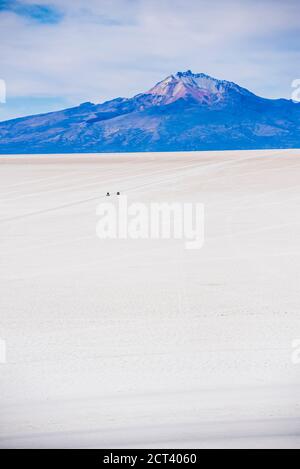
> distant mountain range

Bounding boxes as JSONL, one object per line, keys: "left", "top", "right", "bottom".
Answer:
{"left": 0, "top": 70, "right": 300, "bottom": 154}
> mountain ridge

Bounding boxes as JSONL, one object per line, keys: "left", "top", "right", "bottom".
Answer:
{"left": 0, "top": 70, "right": 299, "bottom": 153}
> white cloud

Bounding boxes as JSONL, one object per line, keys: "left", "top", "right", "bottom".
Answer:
{"left": 0, "top": 0, "right": 299, "bottom": 119}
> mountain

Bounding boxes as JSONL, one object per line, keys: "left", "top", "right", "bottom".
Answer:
{"left": 0, "top": 70, "right": 299, "bottom": 154}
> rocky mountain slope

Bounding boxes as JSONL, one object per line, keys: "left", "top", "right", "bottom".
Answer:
{"left": 0, "top": 70, "right": 299, "bottom": 153}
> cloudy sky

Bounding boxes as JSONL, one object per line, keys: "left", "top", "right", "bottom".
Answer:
{"left": 0, "top": 0, "right": 299, "bottom": 121}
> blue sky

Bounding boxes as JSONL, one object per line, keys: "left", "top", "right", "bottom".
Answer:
{"left": 0, "top": 0, "right": 299, "bottom": 121}
{"left": 0, "top": 0, "right": 62, "bottom": 23}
